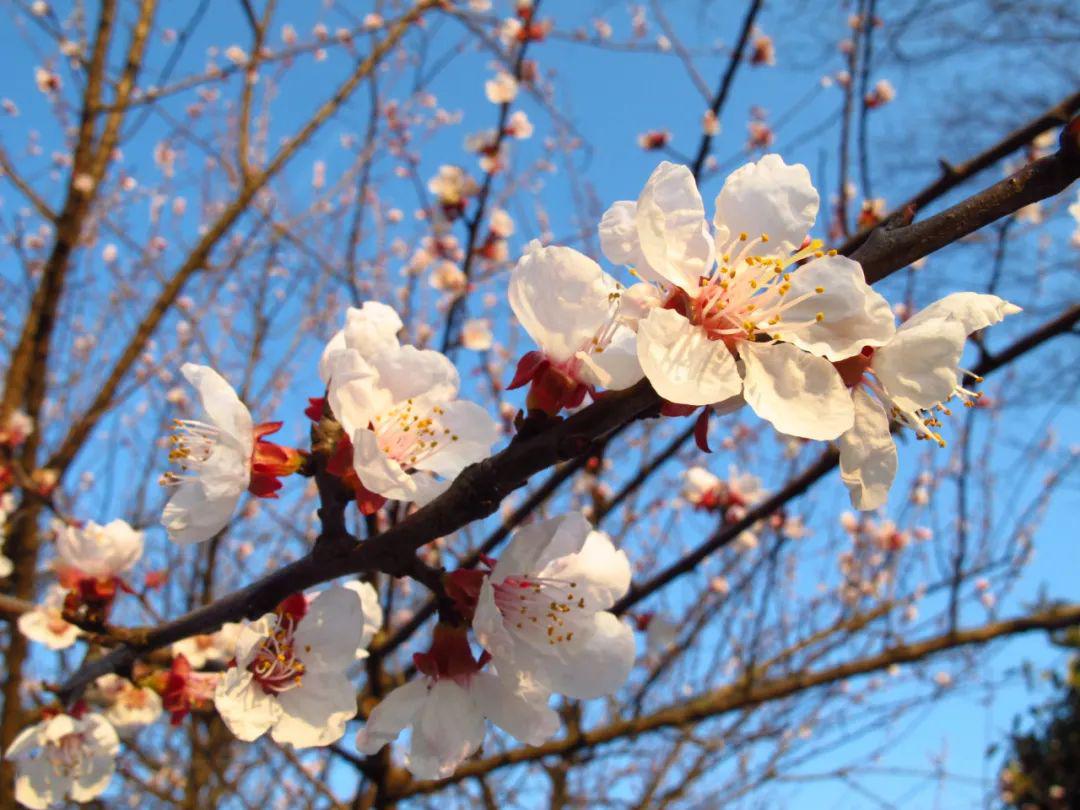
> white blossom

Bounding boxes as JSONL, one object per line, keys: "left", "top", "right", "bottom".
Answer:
{"left": 325, "top": 304, "right": 499, "bottom": 506}
{"left": 356, "top": 625, "right": 557, "bottom": 779}
{"left": 473, "top": 513, "right": 636, "bottom": 699}
{"left": 601, "top": 157, "right": 895, "bottom": 439}
{"left": 17, "top": 585, "right": 80, "bottom": 650}
{"left": 4, "top": 712, "right": 119, "bottom": 808}
{"left": 838, "top": 293, "right": 1020, "bottom": 510}
{"left": 56, "top": 520, "right": 143, "bottom": 581}
{"left": 213, "top": 586, "right": 368, "bottom": 748}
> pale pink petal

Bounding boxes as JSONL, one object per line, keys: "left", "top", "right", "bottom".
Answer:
{"left": 740, "top": 342, "right": 854, "bottom": 440}
{"left": 839, "top": 388, "right": 898, "bottom": 511}
{"left": 637, "top": 308, "right": 741, "bottom": 407}
{"left": 635, "top": 162, "right": 715, "bottom": 293}
{"left": 714, "top": 154, "right": 818, "bottom": 253}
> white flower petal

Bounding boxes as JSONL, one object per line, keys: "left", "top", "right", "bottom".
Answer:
{"left": 575, "top": 325, "right": 644, "bottom": 391}
{"left": 873, "top": 318, "right": 966, "bottom": 410}
{"left": 407, "top": 680, "right": 485, "bottom": 780}
{"left": 472, "top": 670, "right": 558, "bottom": 746}
{"left": 14, "top": 756, "right": 63, "bottom": 810}
{"left": 272, "top": 672, "right": 357, "bottom": 748}
{"left": 839, "top": 388, "right": 898, "bottom": 511}
{"left": 509, "top": 244, "right": 616, "bottom": 362}
{"left": 162, "top": 482, "right": 240, "bottom": 544}
{"left": 318, "top": 329, "right": 346, "bottom": 385}
{"left": 343, "top": 301, "right": 404, "bottom": 357}
{"left": 326, "top": 349, "right": 387, "bottom": 437}
{"left": 213, "top": 668, "right": 281, "bottom": 742}
{"left": 294, "top": 586, "right": 367, "bottom": 673}
{"left": 492, "top": 513, "right": 593, "bottom": 584}
{"left": 902, "top": 292, "right": 1021, "bottom": 335}
{"left": 372, "top": 345, "right": 460, "bottom": 404}
{"left": 637, "top": 308, "right": 741, "bottom": 407}
{"left": 532, "top": 612, "right": 635, "bottom": 700}
{"left": 412, "top": 400, "right": 499, "bottom": 479}
{"left": 68, "top": 753, "right": 115, "bottom": 802}
{"left": 635, "top": 162, "right": 715, "bottom": 293}
{"left": 344, "top": 581, "right": 384, "bottom": 652}
{"left": 473, "top": 579, "right": 517, "bottom": 661}
{"left": 180, "top": 363, "right": 254, "bottom": 454}
{"left": 537, "top": 530, "right": 630, "bottom": 612}
{"left": 782, "top": 255, "right": 895, "bottom": 360}
{"left": 599, "top": 201, "right": 666, "bottom": 284}
{"left": 355, "top": 678, "right": 428, "bottom": 754}
{"left": 740, "top": 342, "right": 854, "bottom": 440}
{"left": 352, "top": 428, "right": 416, "bottom": 502}
{"left": 714, "top": 154, "right": 818, "bottom": 254}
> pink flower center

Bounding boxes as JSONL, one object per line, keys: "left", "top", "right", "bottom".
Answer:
{"left": 248, "top": 613, "right": 306, "bottom": 694}
{"left": 46, "top": 733, "right": 88, "bottom": 777}
{"left": 493, "top": 575, "right": 588, "bottom": 646}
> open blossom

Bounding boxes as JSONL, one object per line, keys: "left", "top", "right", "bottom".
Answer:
{"left": 325, "top": 304, "right": 499, "bottom": 507}
{"left": 837, "top": 292, "right": 1020, "bottom": 510}
{"left": 161, "top": 364, "right": 303, "bottom": 544}
{"left": 93, "top": 675, "right": 162, "bottom": 733}
{"left": 600, "top": 157, "right": 896, "bottom": 440}
{"left": 4, "top": 710, "right": 119, "bottom": 809}
{"left": 473, "top": 513, "right": 636, "bottom": 699}
{"left": 54, "top": 519, "right": 143, "bottom": 616}
{"left": 17, "top": 584, "right": 80, "bottom": 650}
{"left": 56, "top": 519, "right": 143, "bottom": 582}
{"left": 214, "top": 586, "right": 367, "bottom": 748}
{"left": 508, "top": 242, "right": 643, "bottom": 413}
{"left": 357, "top": 623, "right": 557, "bottom": 779}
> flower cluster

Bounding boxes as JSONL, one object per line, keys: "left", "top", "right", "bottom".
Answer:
{"left": 4, "top": 151, "right": 1022, "bottom": 801}
{"left": 358, "top": 513, "right": 635, "bottom": 778}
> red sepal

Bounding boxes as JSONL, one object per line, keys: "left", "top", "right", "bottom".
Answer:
{"left": 694, "top": 407, "right": 712, "bottom": 453}
{"left": 660, "top": 401, "right": 697, "bottom": 418}
{"left": 276, "top": 592, "right": 309, "bottom": 623}
{"left": 508, "top": 351, "right": 548, "bottom": 390}
{"left": 413, "top": 623, "right": 485, "bottom": 682}
{"left": 304, "top": 397, "right": 326, "bottom": 422}
{"left": 444, "top": 569, "right": 487, "bottom": 622}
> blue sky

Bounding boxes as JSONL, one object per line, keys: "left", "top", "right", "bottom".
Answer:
{"left": 2, "top": 1, "right": 1078, "bottom": 806}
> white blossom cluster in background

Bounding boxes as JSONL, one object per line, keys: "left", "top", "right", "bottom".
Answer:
{"left": 4, "top": 155, "right": 1019, "bottom": 807}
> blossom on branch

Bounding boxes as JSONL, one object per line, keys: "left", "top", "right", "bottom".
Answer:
{"left": 213, "top": 585, "right": 368, "bottom": 748}
{"left": 600, "top": 157, "right": 895, "bottom": 439}
{"left": 55, "top": 519, "right": 143, "bottom": 620}
{"left": 356, "top": 623, "right": 557, "bottom": 779}
{"left": 325, "top": 304, "right": 499, "bottom": 507}
{"left": 473, "top": 512, "right": 636, "bottom": 699}
{"left": 508, "top": 242, "right": 643, "bottom": 413}
{"left": 17, "top": 584, "right": 80, "bottom": 650}
{"left": 4, "top": 709, "right": 119, "bottom": 809}
{"left": 161, "top": 364, "right": 303, "bottom": 544}
{"left": 836, "top": 293, "right": 1020, "bottom": 510}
